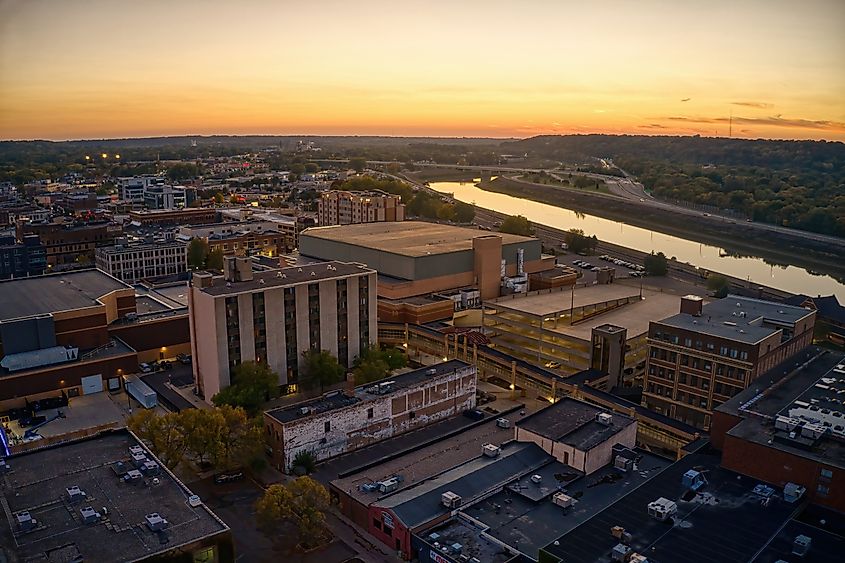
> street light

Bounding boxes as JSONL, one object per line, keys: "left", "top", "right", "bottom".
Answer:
{"left": 101, "top": 153, "right": 108, "bottom": 159}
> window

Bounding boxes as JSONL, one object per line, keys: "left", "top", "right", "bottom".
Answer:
{"left": 409, "top": 411, "right": 416, "bottom": 420}
{"left": 324, "top": 421, "right": 331, "bottom": 433}
{"left": 193, "top": 547, "right": 216, "bottom": 563}
{"left": 373, "top": 518, "right": 382, "bottom": 530}
{"left": 817, "top": 483, "right": 829, "bottom": 496}
{"left": 820, "top": 468, "right": 833, "bottom": 479}
{"left": 367, "top": 408, "right": 374, "bottom": 419}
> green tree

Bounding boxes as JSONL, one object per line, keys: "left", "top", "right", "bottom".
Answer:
{"left": 500, "top": 215, "right": 533, "bottom": 236}
{"left": 382, "top": 347, "right": 408, "bottom": 370}
{"left": 206, "top": 248, "right": 224, "bottom": 270}
{"left": 644, "top": 251, "right": 669, "bottom": 276}
{"left": 256, "top": 477, "right": 331, "bottom": 549}
{"left": 292, "top": 450, "right": 317, "bottom": 475}
{"left": 564, "top": 229, "right": 598, "bottom": 255}
{"left": 166, "top": 162, "right": 201, "bottom": 181}
{"left": 353, "top": 357, "right": 389, "bottom": 385}
{"left": 349, "top": 157, "right": 367, "bottom": 173}
{"left": 437, "top": 203, "right": 456, "bottom": 221}
{"left": 212, "top": 361, "right": 280, "bottom": 416}
{"left": 304, "top": 162, "right": 319, "bottom": 173}
{"left": 301, "top": 349, "right": 346, "bottom": 393}
{"left": 212, "top": 192, "right": 225, "bottom": 204}
{"left": 187, "top": 238, "right": 209, "bottom": 269}
{"left": 127, "top": 410, "right": 188, "bottom": 469}
{"left": 706, "top": 274, "right": 731, "bottom": 298}
{"left": 453, "top": 201, "right": 475, "bottom": 223}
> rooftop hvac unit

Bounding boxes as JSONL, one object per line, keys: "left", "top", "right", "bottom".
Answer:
{"left": 66, "top": 485, "right": 86, "bottom": 503}
{"left": 187, "top": 495, "right": 202, "bottom": 507}
{"left": 482, "top": 444, "right": 501, "bottom": 458}
{"left": 442, "top": 491, "right": 462, "bottom": 509}
{"left": 552, "top": 492, "right": 575, "bottom": 509}
{"left": 647, "top": 498, "right": 677, "bottom": 522}
{"left": 16, "top": 511, "right": 37, "bottom": 532}
{"left": 531, "top": 474, "right": 543, "bottom": 484}
{"left": 801, "top": 423, "right": 826, "bottom": 440}
{"left": 378, "top": 477, "right": 400, "bottom": 493}
{"left": 80, "top": 506, "right": 101, "bottom": 525}
{"left": 496, "top": 418, "right": 511, "bottom": 429}
{"left": 131, "top": 452, "right": 148, "bottom": 468}
{"left": 426, "top": 368, "right": 437, "bottom": 376}
{"left": 682, "top": 469, "right": 707, "bottom": 492}
{"left": 792, "top": 534, "right": 812, "bottom": 556}
{"left": 614, "top": 455, "right": 634, "bottom": 473}
{"left": 145, "top": 513, "right": 169, "bottom": 532}
{"left": 129, "top": 445, "right": 144, "bottom": 456}
{"left": 597, "top": 413, "right": 613, "bottom": 426}
{"left": 611, "top": 543, "right": 632, "bottom": 562}
{"left": 775, "top": 416, "right": 802, "bottom": 432}
{"left": 0, "top": 459, "right": 9, "bottom": 474}
{"left": 784, "top": 482, "right": 806, "bottom": 503}
{"left": 450, "top": 543, "right": 463, "bottom": 555}
{"left": 298, "top": 407, "right": 311, "bottom": 416}
{"left": 141, "top": 460, "right": 160, "bottom": 475}
{"left": 629, "top": 555, "right": 650, "bottom": 563}
{"left": 124, "top": 469, "right": 143, "bottom": 484}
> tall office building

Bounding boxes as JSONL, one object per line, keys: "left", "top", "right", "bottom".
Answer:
{"left": 317, "top": 190, "right": 405, "bottom": 226}
{"left": 189, "top": 256, "right": 377, "bottom": 400}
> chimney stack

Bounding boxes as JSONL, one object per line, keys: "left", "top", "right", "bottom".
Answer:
{"left": 344, "top": 373, "right": 356, "bottom": 398}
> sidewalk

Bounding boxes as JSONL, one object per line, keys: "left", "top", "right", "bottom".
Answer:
{"left": 327, "top": 510, "right": 396, "bottom": 563}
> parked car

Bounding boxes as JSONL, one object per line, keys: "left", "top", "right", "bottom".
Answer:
{"left": 176, "top": 353, "right": 192, "bottom": 365}
{"left": 463, "top": 409, "right": 485, "bottom": 421}
{"left": 139, "top": 363, "right": 153, "bottom": 373}
{"left": 213, "top": 470, "right": 245, "bottom": 485}
{"left": 544, "top": 361, "right": 561, "bottom": 369}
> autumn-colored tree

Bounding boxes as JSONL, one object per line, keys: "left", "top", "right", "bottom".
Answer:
{"left": 127, "top": 410, "right": 188, "bottom": 469}
{"left": 499, "top": 215, "right": 533, "bottom": 236}
{"left": 255, "top": 477, "right": 331, "bottom": 549}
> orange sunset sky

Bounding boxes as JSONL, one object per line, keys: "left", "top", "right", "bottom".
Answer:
{"left": 1, "top": 0, "right": 843, "bottom": 141}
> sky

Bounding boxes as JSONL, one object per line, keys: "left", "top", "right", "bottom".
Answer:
{"left": 1, "top": 0, "right": 843, "bottom": 141}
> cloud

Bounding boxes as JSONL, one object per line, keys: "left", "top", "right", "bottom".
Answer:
{"left": 680, "top": 98, "right": 691, "bottom": 102}
{"left": 663, "top": 115, "right": 845, "bottom": 131}
{"left": 637, "top": 124, "right": 669, "bottom": 129}
{"left": 731, "top": 101, "right": 774, "bottom": 109}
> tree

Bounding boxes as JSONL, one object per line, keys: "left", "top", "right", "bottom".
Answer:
{"left": 382, "top": 347, "right": 408, "bottom": 370}
{"left": 453, "top": 201, "right": 475, "bottom": 223}
{"left": 644, "top": 251, "right": 669, "bottom": 276}
{"left": 127, "top": 410, "right": 187, "bottom": 469}
{"left": 304, "top": 162, "right": 319, "bottom": 173}
{"left": 500, "top": 215, "right": 533, "bottom": 236}
{"left": 212, "top": 361, "right": 280, "bottom": 416}
{"left": 292, "top": 450, "right": 317, "bottom": 475}
{"left": 349, "top": 157, "right": 367, "bottom": 173}
{"left": 301, "top": 350, "right": 345, "bottom": 393}
{"left": 255, "top": 477, "right": 331, "bottom": 550}
{"left": 706, "top": 274, "right": 731, "bottom": 298}
{"left": 353, "top": 357, "right": 389, "bottom": 385}
{"left": 437, "top": 203, "right": 456, "bottom": 221}
{"left": 564, "top": 229, "right": 598, "bottom": 255}
{"left": 214, "top": 405, "right": 264, "bottom": 470}
{"left": 206, "top": 248, "right": 224, "bottom": 270}
{"left": 212, "top": 192, "right": 225, "bottom": 205}
{"left": 166, "top": 162, "right": 201, "bottom": 181}
{"left": 187, "top": 238, "right": 209, "bottom": 269}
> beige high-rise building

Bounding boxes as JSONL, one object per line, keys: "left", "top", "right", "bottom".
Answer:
{"left": 189, "top": 256, "right": 377, "bottom": 400}
{"left": 318, "top": 190, "right": 405, "bottom": 226}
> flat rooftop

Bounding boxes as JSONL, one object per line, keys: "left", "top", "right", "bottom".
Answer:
{"left": 302, "top": 221, "right": 535, "bottom": 257}
{"left": 463, "top": 449, "right": 671, "bottom": 560}
{"left": 0, "top": 430, "right": 228, "bottom": 562}
{"left": 489, "top": 282, "right": 682, "bottom": 340}
{"left": 718, "top": 351, "right": 845, "bottom": 471}
{"left": 0, "top": 270, "right": 131, "bottom": 321}
{"left": 517, "top": 398, "right": 635, "bottom": 450}
{"left": 658, "top": 294, "right": 814, "bottom": 345}
{"left": 542, "top": 451, "right": 797, "bottom": 563}
{"left": 266, "top": 359, "right": 471, "bottom": 424}
{"left": 420, "top": 518, "right": 518, "bottom": 563}
{"left": 198, "top": 260, "right": 374, "bottom": 297}
{"left": 332, "top": 413, "right": 517, "bottom": 505}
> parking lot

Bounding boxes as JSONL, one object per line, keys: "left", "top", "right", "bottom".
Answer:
{"left": 569, "top": 254, "right": 644, "bottom": 280}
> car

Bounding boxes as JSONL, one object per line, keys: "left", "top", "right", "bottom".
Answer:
{"left": 463, "top": 409, "right": 485, "bottom": 421}
{"left": 213, "top": 470, "right": 245, "bottom": 485}
{"left": 572, "top": 259, "right": 581, "bottom": 265}
{"left": 591, "top": 266, "right": 601, "bottom": 272}
{"left": 544, "top": 361, "right": 561, "bottom": 369}
{"left": 160, "top": 361, "right": 173, "bottom": 370}
{"left": 177, "top": 354, "right": 192, "bottom": 365}
{"left": 139, "top": 363, "right": 153, "bottom": 373}
{"left": 703, "top": 213, "right": 710, "bottom": 217}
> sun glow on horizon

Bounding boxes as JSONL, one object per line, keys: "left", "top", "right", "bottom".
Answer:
{"left": 1, "top": 0, "right": 843, "bottom": 141}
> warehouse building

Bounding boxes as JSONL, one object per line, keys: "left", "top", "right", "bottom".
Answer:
{"left": 299, "top": 222, "right": 557, "bottom": 322}
{"left": 264, "top": 360, "right": 477, "bottom": 472}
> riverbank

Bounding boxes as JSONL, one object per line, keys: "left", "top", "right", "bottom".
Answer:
{"left": 475, "top": 176, "right": 845, "bottom": 283}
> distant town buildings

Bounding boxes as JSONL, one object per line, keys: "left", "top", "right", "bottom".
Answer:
{"left": 16, "top": 219, "right": 121, "bottom": 266}
{"left": 642, "top": 295, "right": 816, "bottom": 429}
{"left": 188, "top": 256, "right": 377, "bottom": 399}
{"left": 178, "top": 220, "right": 295, "bottom": 259}
{"left": 0, "top": 234, "right": 46, "bottom": 279}
{"left": 95, "top": 237, "right": 188, "bottom": 284}
{"left": 318, "top": 190, "right": 405, "bottom": 226}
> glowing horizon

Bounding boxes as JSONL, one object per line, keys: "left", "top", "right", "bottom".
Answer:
{"left": 1, "top": 0, "right": 843, "bottom": 142}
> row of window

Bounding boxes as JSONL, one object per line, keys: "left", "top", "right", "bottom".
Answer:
{"left": 652, "top": 333, "right": 750, "bottom": 360}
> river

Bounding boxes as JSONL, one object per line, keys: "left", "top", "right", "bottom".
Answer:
{"left": 428, "top": 180, "right": 845, "bottom": 301}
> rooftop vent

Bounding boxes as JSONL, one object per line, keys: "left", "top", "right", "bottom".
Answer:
{"left": 793, "top": 534, "right": 812, "bottom": 556}
{"left": 496, "top": 417, "right": 511, "bottom": 429}
{"left": 129, "top": 445, "right": 144, "bottom": 456}
{"left": 647, "top": 497, "right": 677, "bottom": 521}
{"left": 299, "top": 406, "right": 311, "bottom": 416}
{"left": 378, "top": 477, "right": 400, "bottom": 493}
{"left": 442, "top": 491, "right": 462, "bottom": 509}
{"left": 123, "top": 469, "right": 143, "bottom": 484}
{"left": 80, "top": 506, "right": 101, "bottom": 524}
{"left": 597, "top": 413, "right": 613, "bottom": 426}
{"left": 66, "top": 485, "right": 86, "bottom": 503}
{"left": 552, "top": 491, "right": 575, "bottom": 509}
{"left": 482, "top": 444, "right": 501, "bottom": 458}
{"left": 145, "top": 513, "right": 169, "bottom": 532}
{"left": 16, "top": 511, "right": 37, "bottom": 532}
{"left": 530, "top": 474, "right": 543, "bottom": 484}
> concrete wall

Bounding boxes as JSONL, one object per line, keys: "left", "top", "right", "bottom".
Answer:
{"left": 584, "top": 420, "right": 637, "bottom": 475}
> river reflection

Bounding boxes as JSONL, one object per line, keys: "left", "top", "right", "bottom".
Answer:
{"left": 429, "top": 180, "right": 845, "bottom": 301}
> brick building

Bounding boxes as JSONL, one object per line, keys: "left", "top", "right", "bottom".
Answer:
{"left": 264, "top": 360, "right": 477, "bottom": 472}
{"left": 318, "top": 190, "right": 405, "bottom": 226}
{"left": 642, "top": 295, "right": 815, "bottom": 429}
{"left": 17, "top": 219, "right": 121, "bottom": 266}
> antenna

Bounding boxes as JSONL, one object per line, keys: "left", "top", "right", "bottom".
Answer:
{"left": 729, "top": 110, "right": 733, "bottom": 138}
